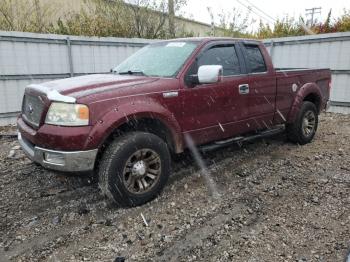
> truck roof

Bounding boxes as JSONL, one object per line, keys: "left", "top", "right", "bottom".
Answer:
{"left": 157, "top": 37, "right": 262, "bottom": 45}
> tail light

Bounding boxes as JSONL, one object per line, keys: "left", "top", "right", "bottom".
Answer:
{"left": 328, "top": 80, "right": 332, "bottom": 90}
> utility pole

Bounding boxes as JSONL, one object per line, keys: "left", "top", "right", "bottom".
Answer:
{"left": 305, "top": 7, "right": 321, "bottom": 26}
{"left": 168, "top": 0, "right": 175, "bottom": 38}
{"left": 207, "top": 7, "right": 215, "bottom": 36}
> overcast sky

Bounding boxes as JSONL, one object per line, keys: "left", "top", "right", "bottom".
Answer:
{"left": 180, "top": 0, "right": 349, "bottom": 31}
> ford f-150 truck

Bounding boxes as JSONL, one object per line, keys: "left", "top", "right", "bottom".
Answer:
{"left": 17, "top": 37, "right": 331, "bottom": 206}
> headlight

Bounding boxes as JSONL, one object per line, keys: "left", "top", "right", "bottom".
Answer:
{"left": 45, "top": 102, "right": 89, "bottom": 126}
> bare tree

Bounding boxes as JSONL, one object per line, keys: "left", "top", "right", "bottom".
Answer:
{"left": 206, "top": 6, "right": 254, "bottom": 37}
{"left": 0, "top": 0, "right": 56, "bottom": 32}
{"left": 0, "top": 0, "right": 190, "bottom": 38}
{"left": 123, "top": 0, "right": 166, "bottom": 38}
{"left": 125, "top": 0, "right": 188, "bottom": 38}
{"left": 217, "top": 8, "right": 254, "bottom": 37}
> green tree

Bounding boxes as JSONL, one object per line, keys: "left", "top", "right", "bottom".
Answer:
{"left": 334, "top": 9, "right": 350, "bottom": 32}
{"left": 256, "top": 16, "right": 305, "bottom": 38}
{"left": 255, "top": 8, "right": 350, "bottom": 39}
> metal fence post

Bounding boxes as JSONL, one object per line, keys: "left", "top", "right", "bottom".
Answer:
{"left": 269, "top": 40, "right": 275, "bottom": 61}
{"left": 66, "top": 37, "right": 74, "bottom": 77}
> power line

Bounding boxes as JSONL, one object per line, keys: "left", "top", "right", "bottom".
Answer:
{"left": 234, "top": 0, "right": 275, "bottom": 24}
{"left": 242, "top": 0, "right": 317, "bottom": 35}
{"left": 242, "top": 0, "right": 277, "bottom": 22}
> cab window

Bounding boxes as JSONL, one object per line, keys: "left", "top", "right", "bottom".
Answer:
{"left": 188, "top": 44, "right": 241, "bottom": 76}
{"left": 243, "top": 45, "right": 267, "bottom": 73}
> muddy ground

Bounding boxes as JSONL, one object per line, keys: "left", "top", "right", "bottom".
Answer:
{"left": 0, "top": 113, "right": 349, "bottom": 262}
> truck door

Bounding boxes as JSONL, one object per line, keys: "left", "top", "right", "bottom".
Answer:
{"left": 180, "top": 42, "right": 251, "bottom": 145}
{"left": 239, "top": 43, "right": 277, "bottom": 130}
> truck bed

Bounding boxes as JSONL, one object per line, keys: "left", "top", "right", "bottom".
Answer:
{"left": 274, "top": 68, "right": 331, "bottom": 123}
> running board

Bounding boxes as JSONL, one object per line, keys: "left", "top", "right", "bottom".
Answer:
{"left": 200, "top": 126, "right": 285, "bottom": 152}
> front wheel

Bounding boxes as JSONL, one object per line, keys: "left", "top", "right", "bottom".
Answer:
{"left": 286, "top": 101, "right": 318, "bottom": 145}
{"left": 98, "top": 132, "right": 171, "bottom": 207}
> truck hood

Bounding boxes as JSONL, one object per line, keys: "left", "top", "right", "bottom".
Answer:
{"left": 27, "top": 74, "right": 159, "bottom": 103}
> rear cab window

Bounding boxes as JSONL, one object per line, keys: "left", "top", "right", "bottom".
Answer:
{"left": 243, "top": 44, "right": 267, "bottom": 73}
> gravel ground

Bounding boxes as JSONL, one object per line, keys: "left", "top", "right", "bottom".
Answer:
{"left": 0, "top": 112, "right": 349, "bottom": 262}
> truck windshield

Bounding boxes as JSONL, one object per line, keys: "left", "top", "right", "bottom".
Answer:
{"left": 113, "top": 41, "right": 199, "bottom": 78}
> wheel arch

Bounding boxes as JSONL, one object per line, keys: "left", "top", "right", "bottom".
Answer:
{"left": 102, "top": 116, "right": 179, "bottom": 152}
{"left": 303, "top": 93, "right": 321, "bottom": 112}
{"left": 287, "top": 82, "right": 322, "bottom": 123}
{"left": 89, "top": 105, "right": 184, "bottom": 169}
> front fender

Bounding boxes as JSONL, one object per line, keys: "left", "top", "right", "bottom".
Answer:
{"left": 287, "top": 82, "right": 322, "bottom": 123}
{"left": 85, "top": 99, "right": 183, "bottom": 153}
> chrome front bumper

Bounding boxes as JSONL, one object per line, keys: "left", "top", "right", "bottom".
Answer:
{"left": 18, "top": 132, "right": 98, "bottom": 172}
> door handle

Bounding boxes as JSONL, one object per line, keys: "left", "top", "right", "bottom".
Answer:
{"left": 238, "top": 84, "right": 249, "bottom": 94}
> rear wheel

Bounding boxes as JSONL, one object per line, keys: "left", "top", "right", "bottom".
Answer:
{"left": 286, "top": 101, "right": 318, "bottom": 145}
{"left": 98, "top": 132, "right": 171, "bottom": 207}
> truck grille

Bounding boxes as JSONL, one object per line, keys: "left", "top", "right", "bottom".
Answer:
{"left": 22, "top": 94, "right": 45, "bottom": 128}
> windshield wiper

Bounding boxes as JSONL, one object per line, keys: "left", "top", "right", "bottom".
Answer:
{"left": 118, "top": 70, "right": 147, "bottom": 76}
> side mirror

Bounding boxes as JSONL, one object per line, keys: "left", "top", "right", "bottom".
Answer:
{"left": 198, "top": 65, "right": 223, "bottom": 84}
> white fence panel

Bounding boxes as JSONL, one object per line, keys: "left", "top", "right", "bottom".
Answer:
{"left": 1, "top": 31, "right": 349, "bottom": 125}
{"left": 0, "top": 31, "right": 152, "bottom": 125}
{"left": 264, "top": 32, "right": 350, "bottom": 109}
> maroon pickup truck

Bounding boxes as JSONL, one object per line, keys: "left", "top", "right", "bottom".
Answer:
{"left": 17, "top": 37, "right": 331, "bottom": 206}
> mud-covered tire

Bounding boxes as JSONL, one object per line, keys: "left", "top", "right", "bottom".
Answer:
{"left": 286, "top": 101, "right": 318, "bottom": 145}
{"left": 98, "top": 132, "right": 171, "bottom": 207}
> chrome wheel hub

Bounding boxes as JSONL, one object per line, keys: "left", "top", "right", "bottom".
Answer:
{"left": 132, "top": 161, "right": 147, "bottom": 177}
